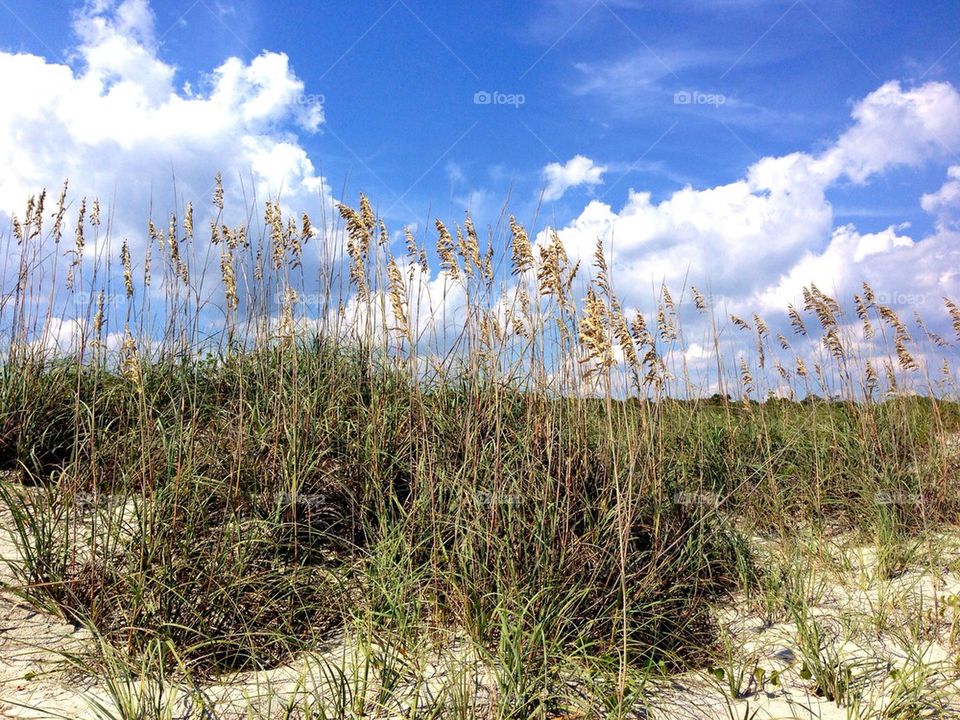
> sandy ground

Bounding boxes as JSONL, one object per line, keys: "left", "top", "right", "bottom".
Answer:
{"left": 2, "top": 501, "right": 960, "bottom": 719}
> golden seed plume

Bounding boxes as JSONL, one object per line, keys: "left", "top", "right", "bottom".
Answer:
{"left": 691, "top": 287, "right": 707, "bottom": 312}
{"left": 121, "top": 240, "right": 134, "bottom": 298}
{"left": 788, "top": 305, "right": 806, "bottom": 335}
{"left": 435, "top": 219, "right": 460, "bottom": 281}
{"left": 387, "top": 257, "right": 408, "bottom": 336}
{"left": 945, "top": 297, "right": 960, "bottom": 340}
{"left": 213, "top": 172, "right": 224, "bottom": 211}
{"left": 509, "top": 216, "right": 533, "bottom": 275}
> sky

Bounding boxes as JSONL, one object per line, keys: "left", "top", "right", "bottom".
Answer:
{"left": 0, "top": 0, "right": 959, "bottom": 390}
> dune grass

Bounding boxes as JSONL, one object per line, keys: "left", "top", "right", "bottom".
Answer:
{"left": 0, "top": 183, "right": 958, "bottom": 718}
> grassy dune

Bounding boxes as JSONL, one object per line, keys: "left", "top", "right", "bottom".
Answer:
{"left": 0, "top": 186, "right": 959, "bottom": 718}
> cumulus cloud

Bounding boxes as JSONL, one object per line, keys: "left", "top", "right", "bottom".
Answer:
{"left": 921, "top": 165, "right": 960, "bottom": 231}
{"left": 541, "top": 155, "right": 607, "bottom": 201}
{"left": 543, "top": 81, "right": 960, "bottom": 337}
{"left": 0, "top": 0, "right": 327, "bottom": 246}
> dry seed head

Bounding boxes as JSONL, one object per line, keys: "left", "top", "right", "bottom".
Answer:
{"left": 301, "top": 213, "right": 313, "bottom": 244}
{"left": 12, "top": 214, "right": 23, "bottom": 244}
{"left": 579, "top": 287, "right": 613, "bottom": 373}
{"left": 121, "top": 325, "right": 140, "bottom": 384}
{"left": 775, "top": 360, "right": 790, "bottom": 380}
{"left": 220, "top": 249, "right": 238, "bottom": 310}
{"left": 730, "top": 314, "right": 751, "bottom": 331}
{"left": 288, "top": 217, "right": 303, "bottom": 267}
{"left": 121, "top": 240, "right": 134, "bottom": 298}
{"left": 454, "top": 225, "right": 474, "bottom": 279}
{"left": 509, "top": 216, "right": 533, "bottom": 275}
{"left": 184, "top": 203, "right": 194, "bottom": 239}
{"left": 214, "top": 172, "right": 224, "bottom": 211}
{"left": 854, "top": 294, "right": 874, "bottom": 339}
{"left": 877, "top": 304, "right": 907, "bottom": 337}
{"left": 884, "top": 360, "right": 898, "bottom": 394}
{"left": 359, "top": 194, "right": 376, "bottom": 233}
{"left": 404, "top": 226, "right": 418, "bottom": 262}
{"left": 945, "top": 297, "right": 960, "bottom": 340}
{"left": 91, "top": 198, "right": 100, "bottom": 228}
{"left": 862, "top": 282, "right": 876, "bottom": 305}
{"left": 754, "top": 315, "right": 769, "bottom": 367}
{"left": 337, "top": 201, "right": 371, "bottom": 296}
{"left": 386, "top": 257, "right": 408, "bottom": 335}
{"left": 74, "top": 198, "right": 87, "bottom": 258}
{"left": 593, "top": 240, "right": 611, "bottom": 297}
{"left": 777, "top": 332, "right": 790, "bottom": 350}
{"left": 52, "top": 181, "right": 68, "bottom": 244}
{"left": 662, "top": 286, "right": 675, "bottom": 312}
{"left": 865, "top": 360, "right": 877, "bottom": 394}
{"left": 463, "top": 211, "right": 483, "bottom": 273}
{"left": 278, "top": 287, "right": 298, "bottom": 337}
{"left": 435, "top": 219, "right": 460, "bottom": 281}
{"left": 566, "top": 259, "right": 580, "bottom": 294}
{"left": 788, "top": 305, "right": 806, "bottom": 335}
{"left": 92, "top": 290, "right": 105, "bottom": 340}
{"left": 823, "top": 327, "right": 845, "bottom": 361}
{"left": 795, "top": 356, "right": 808, "bottom": 378}
{"left": 691, "top": 286, "right": 707, "bottom": 312}
{"left": 377, "top": 219, "right": 388, "bottom": 248}
{"left": 31, "top": 190, "right": 46, "bottom": 239}
{"left": 739, "top": 357, "right": 754, "bottom": 396}
{"left": 631, "top": 311, "right": 653, "bottom": 348}
{"left": 657, "top": 305, "right": 676, "bottom": 341}
{"left": 612, "top": 309, "right": 639, "bottom": 372}
{"left": 537, "top": 230, "right": 567, "bottom": 303}
{"left": 267, "top": 202, "right": 286, "bottom": 269}
{"left": 753, "top": 314, "right": 769, "bottom": 338}
{"left": 895, "top": 334, "right": 918, "bottom": 371}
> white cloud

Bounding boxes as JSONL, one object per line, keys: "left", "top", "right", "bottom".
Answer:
{"left": 816, "top": 81, "right": 960, "bottom": 184}
{"left": 544, "top": 81, "right": 960, "bottom": 338}
{"left": 541, "top": 155, "right": 607, "bottom": 201}
{"left": 0, "top": 0, "right": 327, "bottom": 247}
{"left": 921, "top": 165, "right": 960, "bottom": 231}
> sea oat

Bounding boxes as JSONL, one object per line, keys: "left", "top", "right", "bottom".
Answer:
{"left": 121, "top": 240, "right": 134, "bottom": 298}
{"left": 509, "top": 216, "right": 533, "bottom": 275}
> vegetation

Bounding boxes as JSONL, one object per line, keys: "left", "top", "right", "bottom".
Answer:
{"left": 0, "top": 182, "right": 958, "bottom": 718}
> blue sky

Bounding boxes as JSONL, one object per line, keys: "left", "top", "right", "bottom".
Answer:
{"left": 1, "top": 0, "right": 959, "bottom": 388}
{"left": 3, "top": 0, "right": 958, "bottom": 232}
